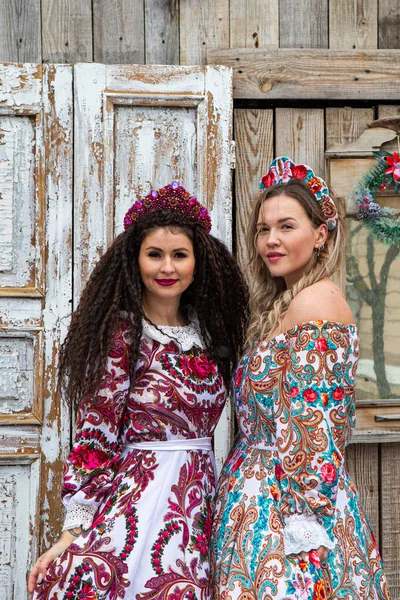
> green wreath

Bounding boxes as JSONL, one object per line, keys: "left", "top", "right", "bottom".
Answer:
{"left": 351, "top": 150, "right": 400, "bottom": 248}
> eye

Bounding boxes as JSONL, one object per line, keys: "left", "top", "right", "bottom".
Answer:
{"left": 174, "top": 252, "right": 189, "bottom": 259}
{"left": 257, "top": 226, "right": 269, "bottom": 235}
{"left": 282, "top": 224, "right": 293, "bottom": 230}
{"left": 148, "top": 251, "right": 161, "bottom": 258}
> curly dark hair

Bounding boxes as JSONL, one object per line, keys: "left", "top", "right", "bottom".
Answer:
{"left": 58, "top": 210, "right": 249, "bottom": 408}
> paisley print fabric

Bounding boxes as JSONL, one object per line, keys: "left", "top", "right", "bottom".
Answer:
{"left": 211, "top": 321, "right": 390, "bottom": 600}
{"left": 32, "top": 317, "right": 226, "bottom": 600}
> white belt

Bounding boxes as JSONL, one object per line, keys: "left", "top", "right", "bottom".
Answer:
{"left": 124, "top": 437, "right": 212, "bottom": 452}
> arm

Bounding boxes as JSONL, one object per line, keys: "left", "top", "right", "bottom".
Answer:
{"left": 61, "top": 318, "right": 132, "bottom": 531}
{"left": 275, "top": 321, "right": 356, "bottom": 555}
{"left": 28, "top": 319, "right": 132, "bottom": 592}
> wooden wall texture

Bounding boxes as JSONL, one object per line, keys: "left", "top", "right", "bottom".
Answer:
{"left": 1, "top": 0, "right": 400, "bottom": 597}
{"left": 1, "top": 0, "right": 400, "bottom": 65}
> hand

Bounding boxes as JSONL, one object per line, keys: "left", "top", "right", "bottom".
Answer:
{"left": 27, "top": 530, "right": 78, "bottom": 593}
{"left": 299, "top": 545, "right": 328, "bottom": 564}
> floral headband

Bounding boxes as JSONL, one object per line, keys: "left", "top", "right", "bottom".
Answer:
{"left": 123, "top": 181, "right": 212, "bottom": 233}
{"left": 260, "top": 156, "right": 338, "bottom": 231}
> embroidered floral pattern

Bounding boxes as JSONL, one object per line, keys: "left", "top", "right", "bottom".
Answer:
{"left": 159, "top": 348, "right": 222, "bottom": 394}
{"left": 211, "top": 321, "right": 390, "bottom": 600}
{"left": 32, "top": 318, "right": 225, "bottom": 600}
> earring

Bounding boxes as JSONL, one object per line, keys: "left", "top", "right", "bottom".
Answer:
{"left": 315, "top": 244, "right": 325, "bottom": 259}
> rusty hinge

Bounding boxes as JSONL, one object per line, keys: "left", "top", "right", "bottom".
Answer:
{"left": 230, "top": 140, "right": 236, "bottom": 169}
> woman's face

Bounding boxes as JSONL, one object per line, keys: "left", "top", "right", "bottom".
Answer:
{"left": 256, "top": 194, "right": 327, "bottom": 287}
{"left": 139, "top": 227, "right": 195, "bottom": 304}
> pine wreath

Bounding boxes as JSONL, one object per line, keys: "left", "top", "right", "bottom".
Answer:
{"left": 351, "top": 150, "right": 400, "bottom": 248}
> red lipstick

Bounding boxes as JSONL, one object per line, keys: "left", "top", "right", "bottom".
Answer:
{"left": 155, "top": 279, "right": 178, "bottom": 286}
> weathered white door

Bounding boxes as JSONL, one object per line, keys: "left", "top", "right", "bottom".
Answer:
{"left": 0, "top": 64, "right": 72, "bottom": 598}
{"left": 74, "top": 64, "right": 234, "bottom": 469}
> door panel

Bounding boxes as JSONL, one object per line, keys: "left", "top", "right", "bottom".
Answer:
{"left": 0, "top": 63, "right": 72, "bottom": 597}
{"left": 74, "top": 63, "right": 234, "bottom": 471}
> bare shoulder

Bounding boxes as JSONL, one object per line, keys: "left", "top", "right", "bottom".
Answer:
{"left": 282, "top": 278, "right": 354, "bottom": 330}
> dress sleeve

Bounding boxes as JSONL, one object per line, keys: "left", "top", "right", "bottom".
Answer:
{"left": 275, "top": 322, "right": 357, "bottom": 555}
{"left": 61, "top": 318, "right": 132, "bottom": 531}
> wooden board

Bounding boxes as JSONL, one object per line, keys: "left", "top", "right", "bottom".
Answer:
{"left": 234, "top": 109, "right": 274, "bottom": 267}
{"left": 378, "top": 104, "right": 400, "bottom": 153}
{"left": 207, "top": 48, "right": 400, "bottom": 99}
{"left": 145, "top": 0, "right": 179, "bottom": 65}
{"left": 93, "top": 0, "right": 144, "bottom": 64}
{"left": 279, "top": 0, "right": 328, "bottom": 48}
{"left": 230, "top": 0, "right": 279, "bottom": 49}
{"left": 180, "top": 0, "right": 229, "bottom": 65}
{"left": 329, "top": 0, "right": 378, "bottom": 49}
{"left": 0, "top": 0, "right": 41, "bottom": 62}
{"left": 42, "top": 0, "right": 92, "bottom": 62}
{"left": 381, "top": 443, "right": 400, "bottom": 596}
{"left": 275, "top": 108, "right": 324, "bottom": 176}
{"left": 346, "top": 443, "right": 380, "bottom": 546}
{"left": 326, "top": 106, "right": 374, "bottom": 148}
{"left": 378, "top": 0, "right": 400, "bottom": 48}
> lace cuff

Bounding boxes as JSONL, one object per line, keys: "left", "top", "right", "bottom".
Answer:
{"left": 283, "top": 513, "right": 335, "bottom": 555}
{"left": 62, "top": 502, "right": 98, "bottom": 532}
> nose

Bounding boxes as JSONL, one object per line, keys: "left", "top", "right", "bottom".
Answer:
{"left": 160, "top": 257, "right": 175, "bottom": 274}
{"left": 265, "top": 229, "right": 281, "bottom": 247}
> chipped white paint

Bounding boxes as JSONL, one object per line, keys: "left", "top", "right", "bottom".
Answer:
{"left": 40, "top": 64, "right": 73, "bottom": 547}
{"left": 0, "top": 458, "right": 40, "bottom": 600}
{"left": 0, "top": 426, "right": 39, "bottom": 454}
{"left": 0, "top": 64, "right": 41, "bottom": 112}
{"left": 0, "top": 116, "right": 37, "bottom": 288}
{"left": 0, "top": 335, "right": 34, "bottom": 413}
{"left": 0, "top": 63, "right": 73, "bottom": 594}
{"left": 114, "top": 105, "right": 198, "bottom": 235}
{"left": 74, "top": 64, "right": 234, "bottom": 470}
{"left": 0, "top": 297, "right": 42, "bottom": 327}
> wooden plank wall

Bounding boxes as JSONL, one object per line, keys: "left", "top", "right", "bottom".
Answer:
{"left": 1, "top": 0, "right": 400, "bottom": 597}
{"left": 1, "top": 0, "right": 400, "bottom": 64}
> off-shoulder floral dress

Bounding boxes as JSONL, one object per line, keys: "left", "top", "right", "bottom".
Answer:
{"left": 211, "top": 321, "right": 390, "bottom": 600}
{"left": 32, "top": 315, "right": 226, "bottom": 600}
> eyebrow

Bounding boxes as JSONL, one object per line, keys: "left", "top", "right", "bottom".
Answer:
{"left": 145, "top": 246, "right": 190, "bottom": 252}
{"left": 256, "top": 217, "right": 297, "bottom": 226}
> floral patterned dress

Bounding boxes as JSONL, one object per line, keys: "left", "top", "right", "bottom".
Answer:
{"left": 32, "top": 315, "right": 226, "bottom": 600}
{"left": 211, "top": 321, "right": 390, "bottom": 600}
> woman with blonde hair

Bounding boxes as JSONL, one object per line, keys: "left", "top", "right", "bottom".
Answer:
{"left": 211, "top": 157, "right": 390, "bottom": 599}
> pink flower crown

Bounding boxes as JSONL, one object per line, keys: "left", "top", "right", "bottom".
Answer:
{"left": 260, "top": 156, "right": 338, "bottom": 231}
{"left": 123, "top": 181, "right": 212, "bottom": 233}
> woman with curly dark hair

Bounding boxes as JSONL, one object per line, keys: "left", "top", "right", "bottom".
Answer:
{"left": 28, "top": 181, "right": 249, "bottom": 600}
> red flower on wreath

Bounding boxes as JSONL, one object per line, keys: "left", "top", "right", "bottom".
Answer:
{"left": 291, "top": 164, "right": 308, "bottom": 179}
{"left": 385, "top": 152, "right": 400, "bottom": 181}
{"left": 261, "top": 171, "right": 276, "bottom": 188}
{"left": 308, "top": 177, "right": 323, "bottom": 193}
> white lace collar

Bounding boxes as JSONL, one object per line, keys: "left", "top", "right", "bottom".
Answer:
{"left": 142, "top": 318, "right": 205, "bottom": 352}
{"left": 119, "top": 310, "right": 205, "bottom": 352}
